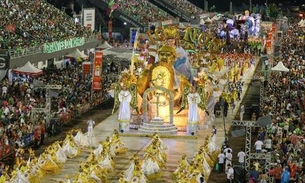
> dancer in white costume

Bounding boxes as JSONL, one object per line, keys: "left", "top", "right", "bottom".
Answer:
{"left": 10, "top": 170, "right": 30, "bottom": 183}
{"left": 173, "top": 154, "right": 190, "bottom": 180}
{"left": 73, "top": 129, "right": 90, "bottom": 148}
{"left": 87, "top": 118, "right": 95, "bottom": 137}
{"left": 55, "top": 141, "right": 67, "bottom": 163}
{"left": 142, "top": 135, "right": 167, "bottom": 179}
{"left": 124, "top": 155, "right": 141, "bottom": 181}
{"left": 187, "top": 87, "right": 201, "bottom": 123}
{"left": 62, "top": 131, "right": 80, "bottom": 158}
{"left": 141, "top": 149, "right": 160, "bottom": 176}
{"left": 118, "top": 85, "right": 132, "bottom": 122}
{"left": 110, "top": 129, "right": 128, "bottom": 155}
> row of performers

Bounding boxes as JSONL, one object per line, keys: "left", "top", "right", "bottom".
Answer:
{"left": 62, "top": 132, "right": 167, "bottom": 183}
{"left": 0, "top": 129, "right": 127, "bottom": 183}
{"left": 173, "top": 135, "right": 220, "bottom": 183}
{"left": 4, "top": 131, "right": 219, "bottom": 183}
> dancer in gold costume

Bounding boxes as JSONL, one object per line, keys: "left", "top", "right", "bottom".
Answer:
{"left": 62, "top": 131, "right": 81, "bottom": 158}
{"left": 110, "top": 129, "right": 128, "bottom": 155}
{"left": 173, "top": 154, "right": 190, "bottom": 180}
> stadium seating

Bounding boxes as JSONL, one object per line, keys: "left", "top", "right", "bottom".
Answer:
{"left": 0, "top": 0, "right": 94, "bottom": 50}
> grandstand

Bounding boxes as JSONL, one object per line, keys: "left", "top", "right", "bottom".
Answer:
{"left": 0, "top": 0, "right": 98, "bottom": 52}
{"left": 149, "top": 0, "right": 204, "bottom": 21}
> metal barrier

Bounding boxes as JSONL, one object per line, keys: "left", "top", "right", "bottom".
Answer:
{"left": 9, "top": 45, "right": 44, "bottom": 59}
{"left": 9, "top": 34, "right": 101, "bottom": 59}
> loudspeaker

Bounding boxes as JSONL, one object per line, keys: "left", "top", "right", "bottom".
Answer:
{"left": 233, "top": 165, "right": 246, "bottom": 183}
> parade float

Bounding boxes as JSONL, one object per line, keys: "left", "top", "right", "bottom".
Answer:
{"left": 111, "top": 12, "right": 261, "bottom": 136}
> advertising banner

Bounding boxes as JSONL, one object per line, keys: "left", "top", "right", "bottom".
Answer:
{"left": 0, "top": 50, "right": 10, "bottom": 81}
{"left": 130, "top": 28, "right": 137, "bottom": 45}
{"left": 82, "top": 62, "right": 92, "bottom": 77}
{"left": 43, "top": 37, "right": 85, "bottom": 53}
{"left": 92, "top": 51, "right": 103, "bottom": 91}
{"left": 83, "top": 8, "right": 96, "bottom": 32}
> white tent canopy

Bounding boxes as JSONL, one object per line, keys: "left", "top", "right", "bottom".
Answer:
{"left": 271, "top": 61, "right": 289, "bottom": 72}
{"left": 103, "top": 48, "right": 138, "bottom": 59}
{"left": 97, "top": 41, "right": 113, "bottom": 49}
{"left": 66, "top": 48, "right": 88, "bottom": 58}
{"left": 13, "top": 61, "right": 43, "bottom": 76}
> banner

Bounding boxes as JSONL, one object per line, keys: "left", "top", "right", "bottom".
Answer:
{"left": 83, "top": 8, "right": 96, "bottom": 32}
{"left": 108, "top": 20, "right": 113, "bottom": 39}
{"left": 43, "top": 37, "right": 85, "bottom": 53}
{"left": 92, "top": 52, "right": 103, "bottom": 91}
{"left": 82, "top": 62, "right": 92, "bottom": 77}
{"left": 0, "top": 50, "right": 10, "bottom": 81}
{"left": 130, "top": 28, "right": 138, "bottom": 45}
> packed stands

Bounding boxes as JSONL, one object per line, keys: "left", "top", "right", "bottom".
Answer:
{"left": 0, "top": 0, "right": 95, "bottom": 50}
{"left": 110, "top": 0, "right": 174, "bottom": 24}
{"left": 164, "top": 0, "right": 203, "bottom": 16}
{"left": 249, "top": 25, "right": 305, "bottom": 182}
{"left": 0, "top": 57, "right": 126, "bottom": 153}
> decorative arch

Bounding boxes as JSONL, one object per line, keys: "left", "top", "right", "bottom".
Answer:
{"left": 142, "top": 86, "right": 174, "bottom": 124}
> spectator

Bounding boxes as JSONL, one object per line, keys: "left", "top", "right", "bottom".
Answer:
{"left": 226, "top": 164, "right": 234, "bottom": 183}
{"left": 237, "top": 148, "right": 245, "bottom": 165}
{"left": 217, "top": 151, "right": 225, "bottom": 173}
{"left": 254, "top": 138, "right": 263, "bottom": 153}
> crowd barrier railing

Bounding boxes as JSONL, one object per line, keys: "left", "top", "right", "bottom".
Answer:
{"left": 9, "top": 45, "right": 44, "bottom": 59}
{"left": 9, "top": 34, "right": 101, "bottom": 59}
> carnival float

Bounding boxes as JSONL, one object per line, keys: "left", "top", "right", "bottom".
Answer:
{"left": 111, "top": 11, "right": 262, "bottom": 136}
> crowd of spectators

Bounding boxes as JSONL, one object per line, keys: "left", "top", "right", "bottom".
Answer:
{"left": 108, "top": 0, "right": 174, "bottom": 25}
{"left": 247, "top": 24, "right": 305, "bottom": 183}
{"left": 0, "top": 0, "right": 94, "bottom": 50}
{"left": 164, "top": 0, "right": 203, "bottom": 17}
{"left": 109, "top": 39, "right": 133, "bottom": 49}
{"left": 0, "top": 58, "right": 123, "bottom": 155}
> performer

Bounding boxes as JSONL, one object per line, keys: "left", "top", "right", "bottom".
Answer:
{"left": 118, "top": 85, "right": 132, "bottom": 132}
{"left": 87, "top": 118, "right": 95, "bottom": 137}
{"left": 212, "top": 125, "right": 217, "bottom": 143}
{"left": 187, "top": 87, "right": 201, "bottom": 135}
{"left": 87, "top": 118, "right": 95, "bottom": 145}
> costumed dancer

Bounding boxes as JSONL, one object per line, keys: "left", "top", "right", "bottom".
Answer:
{"left": 73, "top": 128, "right": 90, "bottom": 148}
{"left": 142, "top": 135, "right": 167, "bottom": 180}
{"left": 127, "top": 160, "right": 148, "bottom": 183}
{"left": 173, "top": 154, "right": 190, "bottom": 180}
{"left": 96, "top": 137, "right": 115, "bottom": 173}
{"left": 118, "top": 85, "right": 132, "bottom": 132}
{"left": 87, "top": 117, "right": 95, "bottom": 145}
{"left": 110, "top": 129, "right": 128, "bottom": 155}
{"left": 187, "top": 87, "right": 201, "bottom": 135}
{"left": 209, "top": 126, "right": 218, "bottom": 151}
{"left": 124, "top": 155, "right": 142, "bottom": 181}
{"left": 62, "top": 130, "right": 81, "bottom": 158}
{"left": 15, "top": 144, "right": 25, "bottom": 168}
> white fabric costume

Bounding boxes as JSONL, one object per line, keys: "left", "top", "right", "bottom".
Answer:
{"left": 187, "top": 92, "right": 201, "bottom": 123}
{"left": 118, "top": 89, "right": 132, "bottom": 122}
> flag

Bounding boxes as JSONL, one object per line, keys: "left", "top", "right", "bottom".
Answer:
{"left": 130, "top": 29, "right": 139, "bottom": 74}
{"left": 108, "top": 0, "right": 118, "bottom": 17}
{"left": 5, "top": 24, "right": 15, "bottom": 33}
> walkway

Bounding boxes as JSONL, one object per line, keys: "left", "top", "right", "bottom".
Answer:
{"left": 37, "top": 64, "right": 259, "bottom": 182}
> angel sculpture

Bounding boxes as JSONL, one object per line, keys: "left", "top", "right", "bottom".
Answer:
{"left": 112, "top": 83, "right": 139, "bottom": 114}
{"left": 177, "top": 85, "right": 208, "bottom": 116}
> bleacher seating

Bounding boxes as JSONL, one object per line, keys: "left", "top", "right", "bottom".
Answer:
{"left": 0, "top": 0, "right": 95, "bottom": 50}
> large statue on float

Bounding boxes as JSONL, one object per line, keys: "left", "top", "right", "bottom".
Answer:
{"left": 111, "top": 25, "right": 229, "bottom": 133}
